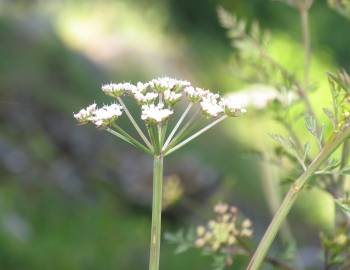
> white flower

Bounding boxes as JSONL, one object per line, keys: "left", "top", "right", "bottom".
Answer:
{"left": 221, "top": 98, "right": 247, "bottom": 116}
{"left": 200, "top": 98, "right": 224, "bottom": 117}
{"left": 90, "top": 103, "right": 123, "bottom": 127}
{"left": 101, "top": 83, "right": 136, "bottom": 97}
{"left": 136, "top": 82, "right": 150, "bottom": 93}
{"left": 150, "top": 77, "right": 190, "bottom": 92}
{"left": 184, "top": 86, "right": 207, "bottom": 102}
{"left": 133, "top": 91, "right": 159, "bottom": 104}
{"left": 73, "top": 103, "right": 97, "bottom": 123}
{"left": 164, "top": 90, "right": 182, "bottom": 105}
{"left": 141, "top": 103, "right": 174, "bottom": 123}
{"left": 199, "top": 90, "right": 225, "bottom": 117}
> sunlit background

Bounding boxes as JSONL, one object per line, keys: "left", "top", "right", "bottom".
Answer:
{"left": 0, "top": 0, "right": 349, "bottom": 269}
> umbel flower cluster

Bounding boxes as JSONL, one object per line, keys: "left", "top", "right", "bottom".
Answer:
{"left": 74, "top": 77, "right": 245, "bottom": 156}
{"left": 74, "top": 78, "right": 246, "bottom": 270}
{"left": 195, "top": 203, "right": 253, "bottom": 251}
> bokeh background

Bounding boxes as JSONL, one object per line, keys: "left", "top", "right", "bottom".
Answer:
{"left": 0, "top": 0, "right": 349, "bottom": 269}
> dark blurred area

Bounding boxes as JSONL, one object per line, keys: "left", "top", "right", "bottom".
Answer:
{"left": 0, "top": 0, "right": 349, "bottom": 269}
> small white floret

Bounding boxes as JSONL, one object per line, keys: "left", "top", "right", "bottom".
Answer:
{"left": 101, "top": 83, "right": 136, "bottom": 97}
{"left": 164, "top": 90, "right": 182, "bottom": 105}
{"left": 136, "top": 82, "right": 149, "bottom": 93}
{"left": 221, "top": 98, "right": 247, "bottom": 117}
{"left": 200, "top": 99, "right": 224, "bottom": 117}
{"left": 133, "top": 91, "right": 159, "bottom": 104}
{"left": 141, "top": 103, "right": 174, "bottom": 123}
{"left": 73, "top": 103, "right": 97, "bottom": 123}
{"left": 90, "top": 103, "right": 123, "bottom": 127}
{"left": 150, "top": 77, "right": 190, "bottom": 92}
{"left": 184, "top": 86, "right": 208, "bottom": 102}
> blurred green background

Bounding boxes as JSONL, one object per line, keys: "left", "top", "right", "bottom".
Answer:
{"left": 0, "top": 0, "right": 349, "bottom": 269}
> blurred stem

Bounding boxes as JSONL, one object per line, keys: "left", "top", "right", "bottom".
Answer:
{"left": 149, "top": 155, "right": 164, "bottom": 270}
{"left": 247, "top": 126, "right": 350, "bottom": 270}
{"left": 260, "top": 160, "right": 296, "bottom": 249}
{"left": 338, "top": 139, "right": 349, "bottom": 190}
{"left": 300, "top": 6, "right": 311, "bottom": 89}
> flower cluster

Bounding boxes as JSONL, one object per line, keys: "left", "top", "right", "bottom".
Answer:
{"left": 73, "top": 103, "right": 123, "bottom": 127}
{"left": 141, "top": 103, "right": 174, "bottom": 124}
{"left": 194, "top": 203, "right": 253, "bottom": 251}
{"left": 74, "top": 77, "right": 246, "bottom": 127}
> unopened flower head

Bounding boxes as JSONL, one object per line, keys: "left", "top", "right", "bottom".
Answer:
{"left": 194, "top": 203, "right": 253, "bottom": 251}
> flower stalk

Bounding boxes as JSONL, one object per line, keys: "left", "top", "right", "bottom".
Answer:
{"left": 164, "top": 115, "right": 227, "bottom": 156}
{"left": 247, "top": 125, "right": 350, "bottom": 270}
{"left": 149, "top": 154, "right": 164, "bottom": 270}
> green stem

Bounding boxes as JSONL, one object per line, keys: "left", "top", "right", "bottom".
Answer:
{"left": 117, "top": 97, "right": 154, "bottom": 151}
{"left": 338, "top": 139, "right": 349, "bottom": 190}
{"left": 247, "top": 126, "right": 350, "bottom": 270}
{"left": 164, "top": 115, "right": 227, "bottom": 156}
{"left": 149, "top": 155, "right": 164, "bottom": 270}
{"left": 259, "top": 159, "right": 296, "bottom": 248}
{"left": 105, "top": 128, "right": 152, "bottom": 155}
{"left": 300, "top": 6, "right": 311, "bottom": 89}
{"left": 162, "top": 103, "right": 192, "bottom": 151}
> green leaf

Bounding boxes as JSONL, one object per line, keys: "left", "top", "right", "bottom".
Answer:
{"left": 303, "top": 142, "right": 311, "bottom": 161}
{"left": 212, "top": 255, "right": 227, "bottom": 270}
{"left": 304, "top": 114, "right": 324, "bottom": 148}
{"left": 164, "top": 229, "right": 195, "bottom": 254}
{"left": 340, "top": 165, "right": 350, "bottom": 175}
{"left": 335, "top": 198, "right": 350, "bottom": 217}
{"left": 305, "top": 114, "right": 317, "bottom": 135}
{"left": 328, "top": 0, "right": 350, "bottom": 22}
{"left": 323, "top": 107, "right": 337, "bottom": 127}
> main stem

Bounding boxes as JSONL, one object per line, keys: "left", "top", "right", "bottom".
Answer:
{"left": 149, "top": 155, "right": 164, "bottom": 270}
{"left": 247, "top": 126, "right": 350, "bottom": 270}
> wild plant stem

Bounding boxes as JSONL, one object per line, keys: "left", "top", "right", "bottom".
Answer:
{"left": 105, "top": 128, "right": 152, "bottom": 154}
{"left": 166, "top": 106, "right": 200, "bottom": 150}
{"left": 260, "top": 159, "right": 296, "bottom": 249}
{"left": 164, "top": 115, "right": 227, "bottom": 156}
{"left": 117, "top": 97, "right": 153, "bottom": 151}
{"left": 247, "top": 126, "right": 350, "bottom": 270}
{"left": 149, "top": 155, "right": 164, "bottom": 270}
{"left": 235, "top": 238, "right": 298, "bottom": 270}
{"left": 338, "top": 139, "right": 349, "bottom": 189}
{"left": 162, "top": 103, "right": 192, "bottom": 151}
{"left": 300, "top": 7, "right": 311, "bottom": 89}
